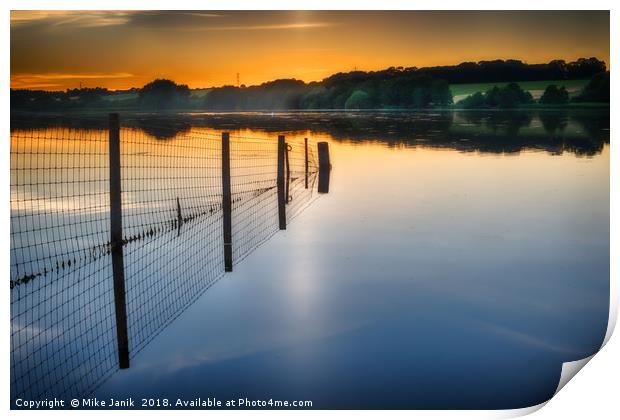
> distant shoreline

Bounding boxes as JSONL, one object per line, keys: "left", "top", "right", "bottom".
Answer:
{"left": 10, "top": 102, "right": 611, "bottom": 115}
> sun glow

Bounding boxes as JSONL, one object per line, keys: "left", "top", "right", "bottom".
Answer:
{"left": 10, "top": 10, "right": 609, "bottom": 91}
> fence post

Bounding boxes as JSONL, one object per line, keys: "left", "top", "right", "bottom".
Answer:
{"left": 221, "top": 132, "right": 233, "bottom": 272}
{"left": 176, "top": 197, "right": 183, "bottom": 237}
{"left": 108, "top": 113, "right": 130, "bottom": 369}
{"left": 318, "top": 142, "right": 331, "bottom": 194}
{"left": 304, "top": 138, "right": 309, "bottom": 189}
{"left": 277, "top": 135, "right": 287, "bottom": 229}
{"left": 285, "top": 142, "right": 291, "bottom": 204}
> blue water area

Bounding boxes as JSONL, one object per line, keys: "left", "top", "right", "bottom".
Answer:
{"left": 94, "top": 111, "right": 609, "bottom": 409}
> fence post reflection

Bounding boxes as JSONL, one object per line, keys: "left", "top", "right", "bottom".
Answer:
{"left": 277, "top": 135, "right": 287, "bottom": 229}
{"left": 304, "top": 138, "right": 309, "bottom": 189}
{"left": 318, "top": 142, "right": 331, "bottom": 194}
{"left": 222, "top": 132, "right": 233, "bottom": 272}
{"left": 108, "top": 113, "right": 130, "bottom": 369}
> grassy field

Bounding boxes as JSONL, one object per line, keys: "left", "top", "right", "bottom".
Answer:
{"left": 450, "top": 79, "right": 589, "bottom": 102}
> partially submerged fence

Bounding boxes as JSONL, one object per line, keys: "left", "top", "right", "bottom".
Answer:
{"left": 10, "top": 114, "right": 331, "bottom": 401}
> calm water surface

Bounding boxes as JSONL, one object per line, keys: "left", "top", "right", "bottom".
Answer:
{"left": 15, "top": 111, "right": 610, "bottom": 409}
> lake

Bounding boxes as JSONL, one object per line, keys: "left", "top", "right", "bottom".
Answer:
{"left": 10, "top": 110, "right": 610, "bottom": 409}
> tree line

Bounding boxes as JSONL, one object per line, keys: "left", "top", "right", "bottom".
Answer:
{"left": 456, "top": 72, "right": 610, "bottom": 109}
{"left": 203, "top": 74, "right": 453, "bottom": 110}
{"left": 414, "top": 57, "right": 606, "bottom": 84}
{"left": 10, "top": 57, "right": 608, "bottom": 111}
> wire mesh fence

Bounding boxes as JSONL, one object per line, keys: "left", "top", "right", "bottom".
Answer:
{"left": 10, "top": 115, "right": 325, "bottom": 402}
{"left": 285, "top": 137, "right": 319, "bottom": 222}
{"left": 10, "top": 125, "right": 118, "bottom": 401}
{"left": 119, "top": 126, "right": 226, "bottom": 358}
{"left": 229, "top": 134, "right": 280, "bottom": 264}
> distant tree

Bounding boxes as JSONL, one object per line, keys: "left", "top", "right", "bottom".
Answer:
{"left": 484, "top": 86, "right": 502, "bottom": 108}
{"left": 10, "top": 87, "right": 115, "bottom": 110}
{"left": 411, "top": 88, "right": 432, "bottom": 108}
{"left": 456, "top": 83, "right": 533, "bottom": 109}
{"left": 65, "top": 87, "right": 110, "bottom": 105}
{"left": 429, "top": 79, "right": 453, "bottom": 106}
{"left": 344, "top": 90, "right": 372, "bottom": 109}
{"left": 573, "top": 72, "right": 610, "bottom": 103}
{"left": 203, "top": 86, "right": 242, "bottom": 110}
{"left": 376, "top": 75, "right": 452, "bottom": 108}
{"left": 566, "top": 58, "right": 607, "bottom": 79}
{"left": 300, "top": 86, "right": 330, "bottom": 109}
{"left": 539, "top": 85, "right": 569, "bottom": 105}
{"left": 244, "top": 79, "right": 306, "bottom": 109}
{"left": 496, "top": 83, "right": 534, "bottom": 108}
{"left": 11, "top": 89, "right": 53, "bottom": 110}
{"left": 421, "top": 57, "right": 605, "bottom": 84}
{"left": 139, "top": 79, "right": 190, "bottom": 110}
{"left": 457, "top": 92, "right": 486, "bottom": 108}
{"left": 546, "top": 60, "right": 568, "bottom": 79}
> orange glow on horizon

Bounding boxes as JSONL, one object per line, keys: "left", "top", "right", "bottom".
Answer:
{"left": 10, "top": 10, "right": 610, "bottom": 91}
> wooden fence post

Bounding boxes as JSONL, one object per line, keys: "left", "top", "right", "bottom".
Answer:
{"left": 285, "top": 142, "right": 291, "bottom": 204}
{"left": 176, "top": 197, "right": 183, "bottom": 237}
{"left": 277, "top": 135, "right": 286, "bottom": 229}
{"left": 108, "top": 113, "right": 130, "bottom": 369}
{"left": 221, "top": 132, "right": 233, "bottom": 272}
{"left": 304, "top": 138, "right": 309, "bottom": 189}
{"left": 318, "top": 142, "right": 331, "bottom": 194}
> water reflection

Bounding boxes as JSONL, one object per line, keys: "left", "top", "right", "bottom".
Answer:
{"left": 11, "top": 109, "right": 609, "bottom": 156}
{"left": 10, "top": 124, "right": 320, "bottom": 402}
{"left": 10, "top": 110, "right": 609, "bottom": 409}
{"left": 95, "top": 124, "right": 608, "bottom": 409}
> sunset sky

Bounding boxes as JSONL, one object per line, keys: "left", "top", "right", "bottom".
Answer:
{"left": 10, "top": 10, "right": 610, "bottom": 91}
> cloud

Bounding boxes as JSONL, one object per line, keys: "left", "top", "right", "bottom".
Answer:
{"left": 15, "top": 72, "right": 134, "bottom": 80}
{"left": 10, "top": 10, "right": 224, "bottom": 29}
{"left": 11, "top": 72, "right": 134, "bottom": 89}
{"left": 11, "top": 82, "right": 62, "bottom": 89}
{"left": 11, "top": 11, "right": 133, "bottom": 28}
{"left": 10, "top": 11, "right": 334, "bottom": 32}
{"left": 195, "top": 22, "right": 337, "bottom": 31}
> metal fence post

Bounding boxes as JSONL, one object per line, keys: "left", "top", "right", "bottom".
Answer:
{"left": 222, "top": 132, "right": 233, "bottom": 272}
{"left": 318, "top": 142, "right": 331, "bottom": 194}
{"left": 277, "top": 135, "right": 287, "bottom": 229}
{"left": 108, "top": 113, "right": 130, "bottom": 369}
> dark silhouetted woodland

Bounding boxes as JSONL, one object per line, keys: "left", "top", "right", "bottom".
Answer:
{"left": 10, "top": 58, "right": 609, "bottom": 111}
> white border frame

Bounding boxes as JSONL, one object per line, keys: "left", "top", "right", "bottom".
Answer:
{"left": 2, "top": 2, "right": 616, "bottom": 419}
